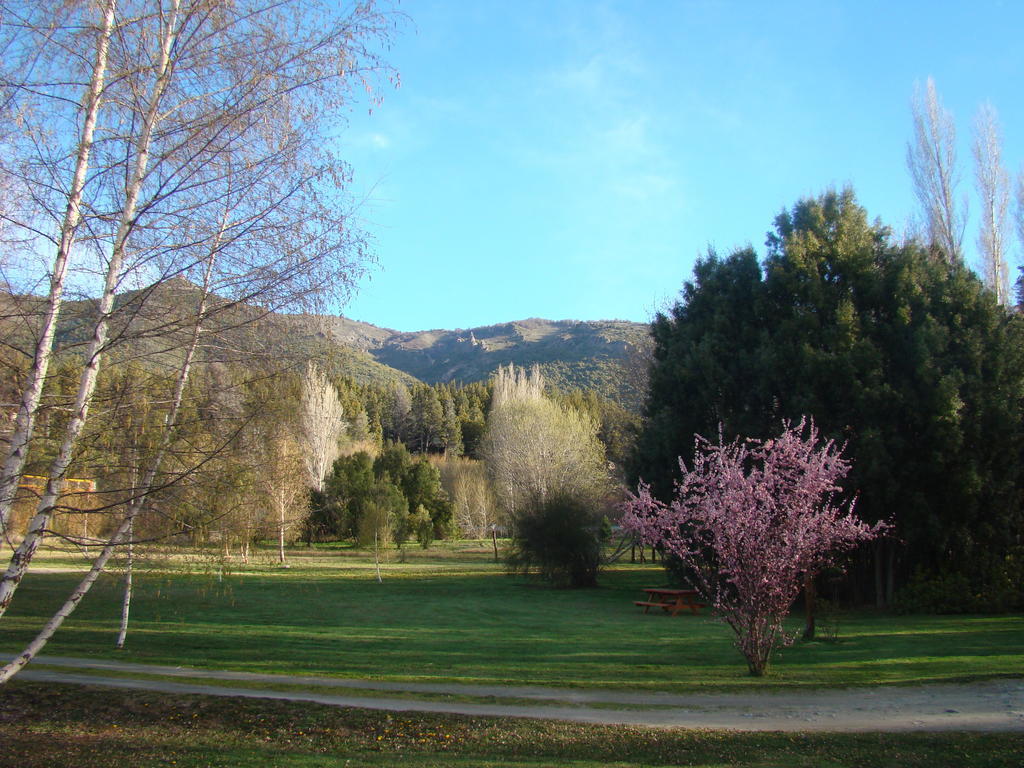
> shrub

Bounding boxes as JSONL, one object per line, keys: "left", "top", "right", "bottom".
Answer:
{"left": 410, "top": 504, "right": 434, "bottom": 549}
{"left": 506, "top": 494, "right": 603, "bottom": 588}
{"left": 893, "top": 556, "right": 1024, "bottom": 614}
{"left": 357, "top": 501, "right": 393, "bottom": 549}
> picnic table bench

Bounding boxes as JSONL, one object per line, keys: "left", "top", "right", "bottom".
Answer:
{"left": 635, "top": 587, "right": 706, "bottom": 616}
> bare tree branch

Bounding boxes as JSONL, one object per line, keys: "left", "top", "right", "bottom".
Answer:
{"left": 972, "top": 103, "right": 1011, "bottom": 305}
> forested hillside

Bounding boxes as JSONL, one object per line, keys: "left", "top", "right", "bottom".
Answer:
{"left": 283, "top": 314, "right": 651, "bottom": 410}
{"left": 3, "top": 282, "right": 650, "bottom": 410}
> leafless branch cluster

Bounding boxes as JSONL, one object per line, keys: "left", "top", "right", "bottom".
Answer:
{"left": 907, "top": 78, "right": 1020, "bottom": 305}
{"left": 0, "top": 0, "right": 399, "bottom": 683}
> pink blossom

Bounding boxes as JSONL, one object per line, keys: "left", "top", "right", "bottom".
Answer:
{"left": 622, "top": 418, "right": 886, "bottom": 676}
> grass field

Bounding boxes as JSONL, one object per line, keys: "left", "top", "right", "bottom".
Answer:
{"left": 4, "top": 541, "right": 1022, "bottom": 691}
{"left": 3, "top": 541, "right": 1023, "bottom": 766}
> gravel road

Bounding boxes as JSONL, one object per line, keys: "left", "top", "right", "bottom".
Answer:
{"left": 13, "top": 655, "right": 1024, "bottom": 732}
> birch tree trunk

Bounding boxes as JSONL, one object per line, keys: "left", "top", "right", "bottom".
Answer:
{"left": 0, "top": 0, "right": 183, "bottom": 620}
{"left": 115, "top": 517, "right": 133, "bottom": 650}
{"left": 0, "top": 0, "right": 118, "bottom": 532}
{"left": 113, "top": 191, "right": 229, "bottom": 648}
{"left": 0, "top": 0, "right": 397, "bottom": 683}
{"left": 0, "top": 240, "right": 209, "bottom": 674}
{"left": 268, "top": 436, "right": 306, "bottom": 567}
{"left": 0, "top": 509, "right": 136, "bottom": 683}
{"left": 278, "top": 507, "right": 286, "bottom": 565}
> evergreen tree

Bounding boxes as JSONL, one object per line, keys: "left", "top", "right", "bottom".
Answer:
{"left": 402, "top": 458, "right": 452, "bottom": 536}
{"left": 632, "top": 189, "right": 1024, "bottom": 607}
{"left": 323, "top": 451, "right": 376, "bottom": 539}
{"left": 411, "top": 385, "right": 444, "bottom": 452}
{"left": 374, "top": 440, "right": 412, "bottom": 485}
{"left": 386, "top": 383, "right": 412, "bottom": 443}
{"left": 441, "top": 392, "right": 463, "bottom": 457}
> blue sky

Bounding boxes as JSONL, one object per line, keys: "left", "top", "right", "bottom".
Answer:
{"left": 337, "top": 0, "right": 1024, "bottom": 332}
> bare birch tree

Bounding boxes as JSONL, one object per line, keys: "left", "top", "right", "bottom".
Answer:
{"left": 0, "top": 0, "right": 119, "bottom": 533}
{"left": 301, "top": 362, "right": 345, "bottom": 492}
{"left": 972, "top": 103, "right": 1011, "bottom": 305}
{"left": 0, "top": 282, "right": 212, "bottom": 680}
{"left": 907, "top": 77, "right": 966, "bottom": 264}
{"left": 0, "top": 0, "right": 393, "bottom": 528}
{"left": 114, "top": 516, "right": 134, "bottom": 650}
{"left": 0, "top": 0, "right": 398, "bottom": 680}
{"left": 261, "top": 432, "right": 307, "bottom": 566}
{"left": 439, "top": 457, "right": 498, "bottom": 539}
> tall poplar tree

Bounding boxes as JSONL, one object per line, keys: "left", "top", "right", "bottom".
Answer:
{"left": 907, "top": 77, "right": 966, "bottom": 263}
{"left": 301, "top": 363, "right": 346, "bottom": 492}
{"left": 482, "top": 364, "right": 607, "bottom": 518}
{"left": 973, "top": 103, "right": 1011, "bottom": 305}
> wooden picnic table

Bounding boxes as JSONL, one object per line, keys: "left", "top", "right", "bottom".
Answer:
{"left": 635, "top": 587, "right": 706, "bottom": 616}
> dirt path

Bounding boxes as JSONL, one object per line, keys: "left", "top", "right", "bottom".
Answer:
{"left": 14, "top": 655, "right": 1024, "bottom": 732}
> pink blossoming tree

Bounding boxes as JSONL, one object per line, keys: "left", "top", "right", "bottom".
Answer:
{"left": 622, "top": 419, "right": 885, "bottom": 676}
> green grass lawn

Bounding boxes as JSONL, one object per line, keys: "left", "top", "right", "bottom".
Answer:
{"left": 4, "top": 542, "right": 1023, "bottom": 767}
{"left": 4, "top": 541, "right": 1022, "bottom": 691}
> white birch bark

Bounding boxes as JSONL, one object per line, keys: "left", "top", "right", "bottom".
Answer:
{"left": 278, "top": 511, "right": 286, "bottom": 565}
{"left": 265, "top": 435, "right": 305, "bottom": 566}
{"left": 115, "top": 516, "right": 133, "bottom": 650}
{"left": 0, "top": 0, "right": 397, "bottom": 682}
{"left": 0, "top": 0, "right": 182, "bottom": 620}
{"left": 0, "top": 0, "right": 118, "bottom": 533}
{"left": 0, "top": 233, "right": 210, "bottom": 676}
{"left": 0, "top": 508, "right": 135, "bottom": 683}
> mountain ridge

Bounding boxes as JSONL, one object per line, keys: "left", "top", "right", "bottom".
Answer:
{"left": 1, "top": 281, "right": 652, "bottom": 409}
{"left": 280, "top": 312, "right": 652, "bottom": 409}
